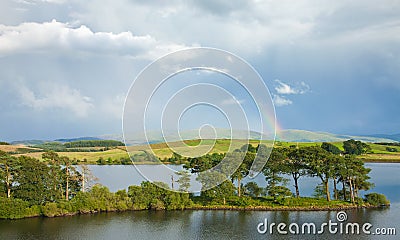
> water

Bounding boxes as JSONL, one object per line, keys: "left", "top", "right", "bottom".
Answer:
{"left": 0, "top": 163, "right": 398, "bottom": 239}
{"left": 88, "top": 163, "right": 400, "bottom": 201}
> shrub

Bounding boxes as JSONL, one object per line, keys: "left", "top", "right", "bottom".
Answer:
{"left": 0, "top": 197, "right": 40, "bottom": 219}
{"left": 41, "top": 202, "right": 64, "bottom": 217}
{"left": 364, "top": 193, "right": 390, "bottom": 206}
{"left": 386, "top": 147, "right": 398, "bottom": 152}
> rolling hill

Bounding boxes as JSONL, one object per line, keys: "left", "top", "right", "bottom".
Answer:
{"left": 103, "top": 129, "right": 397, "bottom": 145}
{"left": 6, "top": 129, "right": 398, "bottom": 147}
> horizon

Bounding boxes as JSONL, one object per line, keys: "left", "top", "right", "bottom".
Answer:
{"left": 6, "top": 128, "right": 399, "bottom": 143}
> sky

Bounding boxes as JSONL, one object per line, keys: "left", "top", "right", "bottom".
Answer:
{"left": 0, "top": 0, "right": 399, "bottom": 141}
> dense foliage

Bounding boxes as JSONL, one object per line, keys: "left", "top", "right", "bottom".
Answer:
{"left": 31, "top": 140, "right": 125, "bottom": 152}
{"left": 343, "top": 139, "right": 371, "bottom": 155}
{"left": 64, "top": 140, "right": 125, "bottom": 148}
{"left": 364, "top": 193, "right": 390, "bottom": 206}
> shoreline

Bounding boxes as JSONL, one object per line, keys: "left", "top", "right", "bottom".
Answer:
{"left": 1, "top": 203, "right": 387, "bottom": 221}
{"left": 70, "top": 160, "right": 400, "bottom": 166}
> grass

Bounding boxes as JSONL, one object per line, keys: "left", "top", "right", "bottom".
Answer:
{"left": 15, "top": 148, "right": 130, "bottom": 163}
{"left": 357, "top": 153, "right": 400, "bottom": 162}
{"left": 191, "top": 196, "right": 355, "bottom": 210}
{"left": 3, "top": 139, "right": 400, "bottom": 164}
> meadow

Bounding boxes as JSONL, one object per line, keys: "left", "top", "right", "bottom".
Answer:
{"left": 1, "top": 139, "right": 400, "bottom": 164}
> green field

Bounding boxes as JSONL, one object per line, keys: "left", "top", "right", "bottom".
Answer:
{"left": 2, "top": 139, "right": 400, "bottom": 164}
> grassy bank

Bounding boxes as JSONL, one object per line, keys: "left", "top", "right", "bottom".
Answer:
{"left": 0, "top": 194, "right": 380, "bottom": 220}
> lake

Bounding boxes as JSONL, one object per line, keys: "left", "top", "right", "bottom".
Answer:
{"left": 0, "top": 163, "right": 398, "bottom": 239}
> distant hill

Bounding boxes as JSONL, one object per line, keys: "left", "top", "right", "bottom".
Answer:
{"left": 11, "top": 140, "right": 47, "bottom": 146}
{"left": 9, "top": 129, "right": 398, "bottom": 146}
{"left": 366, "top": 134, "right": 400, "bottom": 142}
{"left": 101, "top": 129, "right": 397, "bottom": 145}
{"left": 275, "top": 129, "right": 397, "bottom": 143}
{"left": 115, "top": 128, "right": 270, "bottom": 146}
{"left": 11, "top": 137, "right": 103, "bottom": 146}
{"left": 54, "top": 137, "right": 102, "bottom": 143}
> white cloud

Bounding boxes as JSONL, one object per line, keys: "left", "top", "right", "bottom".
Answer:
{"left": 275, "top": 79, "right": 298, "bottom": 94}
{"left": 275, "top": 79, "right": 310, "bottom": 95}
{"left": 17, "top": 83, "right": 93, "bottom": 117}
{"left": 0, "top": 20, "right": 186, "bottom": 58}
{"left": 273, "top": 94, "right": 292, "bottom": 107}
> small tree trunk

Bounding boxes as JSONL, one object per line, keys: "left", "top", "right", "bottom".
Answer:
{"left": 324, "top": 180, "right": 331, "bottom": 201}
{"left": 349, "top": 178, "right": 355, "bottom": 204}
{"left": 81, "top": 170, "right": 85, "bottom": 192}
{"left": 333, "top": 177, "right": 338, "bottom": 200}
{"left": 342, "top": 181, "right": 346, "bottom": 201}
{"left": 7, "top": 185, "right": 11, "bottom": 198}
{"left": 293, "top": 174, "right": 300, "bottom": 198}
{"left": 237, "top": 177, "right": 241, "bottom": 197}
{"left": 66, "top": 166, "right": 69, "bottom": 201}
{"left": 6, "top": 165, "right": 11, "bottom": 198}
{"left": 223, "top": 197, "right": 226, "bottom": 205}
{"left": 354, "top": 183, "right": 359, "bottom": 198}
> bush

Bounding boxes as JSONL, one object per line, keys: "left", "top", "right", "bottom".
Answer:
{"left": 364, "top": 193, "right": 390, "bottom": 206}
{"left": 70, "top": 192, "right": 95, "bottom": 213}
{"left": 41, "top": 202, "right": 64, "bottom": 217}
{"left": 0, "top": 197, "right": 40, "bottom": 219}
{"left": 149, "top": 199, "right": 165, "bottom": 210}
{"left": 386, "top": 147, "right": 398, "bottom": 152}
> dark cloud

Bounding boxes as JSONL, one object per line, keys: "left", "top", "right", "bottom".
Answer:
{"left": 1, "top": 0, "right": 400, "bottom": 140}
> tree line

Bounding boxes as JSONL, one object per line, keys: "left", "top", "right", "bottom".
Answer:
{"left": 30, "top": 140, "right": 125, "bottom": 152}
{"left": 180, "top": 140, "right": 374, "bottom": 204}
{"left": 0, "top": 150, "right": 95, "bottom": 204}
{"left": 63, "top": 140, "right": 124, "bottom": 148}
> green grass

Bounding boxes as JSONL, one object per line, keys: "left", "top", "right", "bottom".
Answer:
{"left": 16, "top": 148, "right": 130, "bottom": 163}
{"left": 191, "top": 196, "right": 354, "bottom": 209}
{"left": 8, "top": 139, "right": 400, "bottom": 163}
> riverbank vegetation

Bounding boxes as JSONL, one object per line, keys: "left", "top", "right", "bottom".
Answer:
{"left": 0, "top": 141, "right": 390, "bottom": 219}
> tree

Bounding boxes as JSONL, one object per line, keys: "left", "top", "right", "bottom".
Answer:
{"left": 337, "top": 155, "right": 372, "bottom": 204}
{"left": 343, "top": 139, "right": 370, "bottom": 155}
{"left": 60, "top": 156, "right": 81, "bottom": 200}
{"left": 197, "top": 171, "right": 234, "bottom": 204}
{"left": 79, "top": 165, "right": 98, "bottom": 192}
{"left": 0, "top": 151, "right": 18, "bottom": 198}
{"left": 221, "top": 149, "right": 253, "bottom": 197}
{"left": 42, "top": 151, "right": 63, "bottom": 200}
{"left": 282, "top": 147, "right": 309, "bottom": 198}
{"left": 184, "top": 153, "right": 224, "bottom": 173}
{"left": 331, "top": 155, "right": 347, "bottom": 200}
{"left": 13, "top": 156, "right": 53, "bottom": 205}
{"left": 321, "top": 142, "right": 341, "bottom": 155}
{"left": 240, "top": 144, "right": 257, "bottom": 153}
{"left": 176, "top": 170, "right": 191, "bottom": 192}
{"left": 170, "top": 152, "right": 183, "bottom": 164}
{"left": 305, "top": 146, "right": 334, "bottom": 201}
{"left": 263, "top": 148, "right": 290, "bottom": 199}
{"left": 244, "top": 182, "right": 264, "bottom": 197}
{"left": 201, "top": 180, "right": 236, "bottom": 205}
